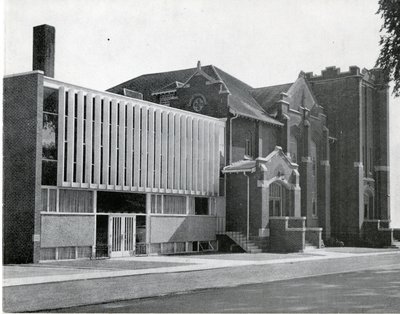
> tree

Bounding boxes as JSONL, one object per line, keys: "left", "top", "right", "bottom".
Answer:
{"left": 376, "top": 0, "right": 400, "bottom": 97}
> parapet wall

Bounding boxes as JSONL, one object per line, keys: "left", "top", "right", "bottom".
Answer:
{"left": 305, "top": 66, "right": 387, "bottom": 85}
{"left": 269, "top": 217, "right": 305, "bottom": 253}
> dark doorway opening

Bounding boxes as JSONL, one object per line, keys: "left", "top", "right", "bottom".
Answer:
{"left": 96, "top": 215, "right": 109, "bottom": 258}
{"left": 136, "top": 216, "right": 147, "bottom": 254}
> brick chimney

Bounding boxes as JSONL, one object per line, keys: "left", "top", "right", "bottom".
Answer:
{"left": 33, "top": 24, "right": 55, "bottom": 77}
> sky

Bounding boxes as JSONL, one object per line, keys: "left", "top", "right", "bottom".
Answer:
{"left": 3, "top": 0, "right": 400, "bottom": 227}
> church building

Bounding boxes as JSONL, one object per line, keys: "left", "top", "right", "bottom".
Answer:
{"left": 3, "top": 25, "right": 393, "bottom": 264}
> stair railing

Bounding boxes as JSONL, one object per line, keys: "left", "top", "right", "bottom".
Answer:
{"left": 225, "top": 219, "right": 250, "bottom": 252}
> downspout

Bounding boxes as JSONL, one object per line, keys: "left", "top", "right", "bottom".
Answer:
{"left": 229, "top": 111, "right": 239, "bottom": 164}
{"left": 244, "top": 172, "right": 250, "bottom": 241}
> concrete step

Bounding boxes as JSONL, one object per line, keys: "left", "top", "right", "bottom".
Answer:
{"left": 389, "top": 241, "right": 400, "bottom": 248}
{"left": 225, "top": 231, "right": 264, "bottom": 253}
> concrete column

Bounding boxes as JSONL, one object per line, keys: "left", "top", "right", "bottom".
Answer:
{"left": 293, "top": 186, "right": 301, "bottom": 217}
{"left": 118, "top": 101, "right": 126, "bottom": 187}
{"left": 259, "top": 185, "right": 269, "bottom": 237}
{"left": 126, "top": 104, "right": 134, "bottom": 188}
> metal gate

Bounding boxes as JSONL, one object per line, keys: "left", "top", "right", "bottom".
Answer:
{"left": 108, "top": 215, "right": 136, "bottom": 257}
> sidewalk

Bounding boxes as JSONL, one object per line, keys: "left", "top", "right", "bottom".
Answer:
{"left": 3, "top": 247, "right": 398, "bottom": 287}
{"left": 3, "top": 248, "right": 400, "bottom": 312}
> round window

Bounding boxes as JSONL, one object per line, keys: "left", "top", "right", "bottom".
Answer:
{"left": 191, "top": 96, "right": 205, "bottom": 112}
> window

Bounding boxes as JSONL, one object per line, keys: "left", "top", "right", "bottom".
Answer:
{"left": 41, "top": 188, "right": 57, "bottom": 212}
{"left": 150, "top": 195, "right": 187, "bottom": 215}
{"left": 42, "top": 113, "right": 58, "bottom": 160}
{"left": 245, "top": 132, "right": 253, "bottom": 157}
{"left": 195, "top": 197, "right": 209, "bottom": 215}
{"left": 311, "top": 140, "right": 317, "bottom": 177}
{"left": 42, "top": 87, "right": 59, "bottom": 185}
{"left": 42, "top": 188, "right": 90, "bottom": 213}
{"left": 164, "top": 195, "right": 186, "bottom": 215}
{"left": 151, "top": 194, "right": 163, "bottom": 214}
{"left": 190, "top": 95, "right": 206, "bottom": 113}
{"left": 97, "top": 192, "right": 146, "bottom": 213}
{"left": 42, "top": 161, "right": 58, "bottom": 186}
{"left": 269, "top": 182, "right": 282, "bottom": 216}
{"left": 43, "top": 87, "right": 58, "bottom": 113}
{"left": 312, "top": 197, "right": 317, "bottom": 217}
{"left": 59, "top": 189, "right": 93, "bottom": 213}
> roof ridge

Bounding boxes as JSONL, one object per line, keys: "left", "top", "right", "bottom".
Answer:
{"left": 213, "top": 66, "right": 254, "bottom": 90}
{"left": 252, "top": 82, "right": 293, "bottom": 90}
{"left": 107, "top": 66, "right": 211, "bottom": 92}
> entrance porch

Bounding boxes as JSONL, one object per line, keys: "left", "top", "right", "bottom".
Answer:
{"left": 222, "top": 146, "right": 322, "bottom": 252}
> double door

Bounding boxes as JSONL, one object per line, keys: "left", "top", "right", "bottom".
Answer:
{"left": 108, "top": 215, "right": 136, "bottom": 257}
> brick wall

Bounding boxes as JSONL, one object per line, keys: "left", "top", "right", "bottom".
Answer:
{"left": 309, "top": 74, "right": 362, "bottom": 241}
{"left": 393, "top": 229, "right": 400, "bottom": 241}
{"left": 231, "top": 117, "right": 257, "bottom": 162}
{"left": 225, "top": 173, "right": 249, "bottom": 235}
{"left": 3, "top": 72, "right": 43, "bottom": 264}
{"left": 269, "top": 217, "right": 305, "bottom": 252}
{"left": 172, "top": 75, "right": 229, "bottom": 118}
{"left": 305, "top": 228, "right": 323, "bottom": 248}
{"left": 361, "top": 220, "right": 393, "bottom": 247}
{"left": 258, "top": 123, "right": 278, "bottom": 157}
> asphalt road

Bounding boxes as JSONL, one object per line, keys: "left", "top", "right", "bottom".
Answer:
{"left": 56, "top": 263, "right": 400, "bottom": 313}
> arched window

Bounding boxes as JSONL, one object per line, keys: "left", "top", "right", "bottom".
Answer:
{"left": 269, "top": 182, "right": 283, "bottom": 216}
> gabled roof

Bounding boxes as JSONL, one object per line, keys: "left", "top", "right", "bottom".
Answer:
{"left": 285, "top": 76, "right": 319, "bottom": 111}
{"left": 261, "top": 146, "right": 298, "bottom": 168}
{"left": 213, "top": 67, "right": 282, "bottom": 126}
{"left": 107, "top": 65, "right": 219, "bottom": 103}
{"left": 107, "top": 64, "right": 283, "bottom": 126}
{"left": 222, "top": 159, "right": 256, "bottom": 173}
{"left": 223, "top": 146, "right": 298, "bottom": 174}
{"left": 250, "top": 83, "right": 293, "bottom": 112}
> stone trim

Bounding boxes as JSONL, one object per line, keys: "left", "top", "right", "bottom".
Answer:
{"left": 302, "top": 156, "right": 312, "bottom": 163}
{"left": 257, "top": 179, "right": 298, "bottom": 190}
{"left": 269, "top": 216, "right": 306, "bottom": 220}
{"left": 4, "top": 70, "right": 44, "bottom": 78}
{"left": 374, "top": 166, "right": 389, "bottom": 171}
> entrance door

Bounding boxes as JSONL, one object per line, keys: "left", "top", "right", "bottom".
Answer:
{"left": 109, "top": 215, "right": 136, "bottom": 257}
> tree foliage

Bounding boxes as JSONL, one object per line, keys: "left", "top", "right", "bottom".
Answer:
{"left": 376, "top": 0, "right": 400, "bottom": 97}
